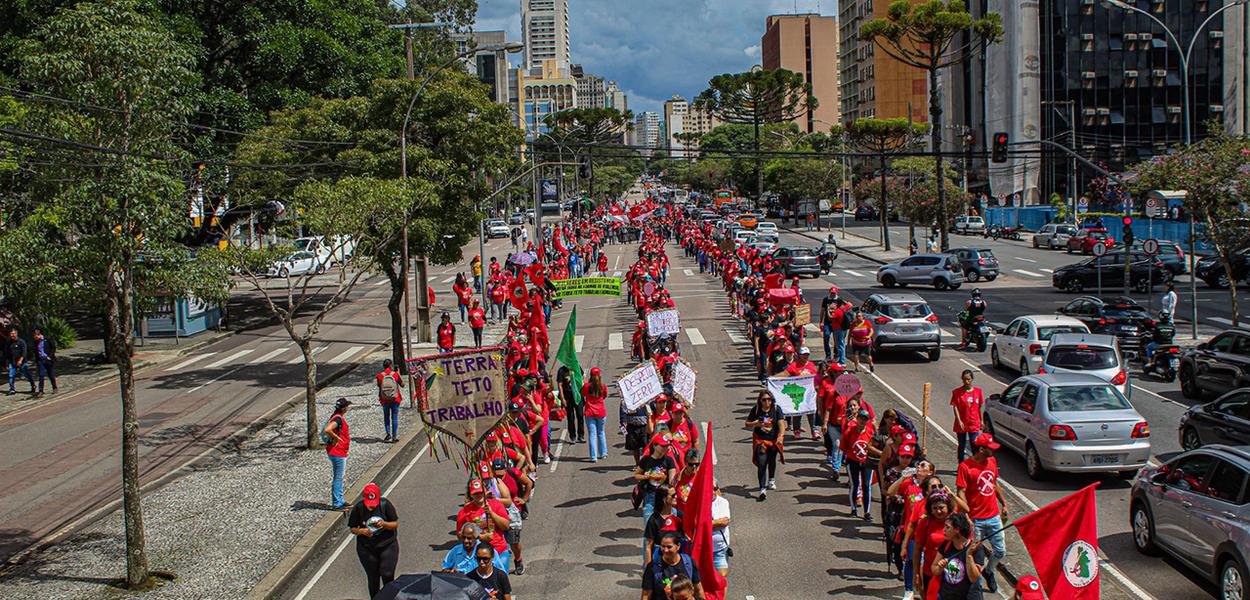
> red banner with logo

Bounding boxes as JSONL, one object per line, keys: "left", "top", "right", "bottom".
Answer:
{"left": 1013, "top": 483, "right": 1101, "bottom": 600}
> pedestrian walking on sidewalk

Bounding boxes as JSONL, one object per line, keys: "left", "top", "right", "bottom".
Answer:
{"left": 581, "top": 367, "right": 608, "bottom": 461}
{"left": 376, "top": 359, "right": 402, "bottom": 442}
{"left": 32, "top": 328, "right": 57, "bottom": 395}
{"left": 348, "top": 482, "right": 399, "bottom": 598}
{"left": 468, "top": 544, "right": 513, "bottom": 600}
{"left": 454, "top": 276, "right": 473, "bottom": 322}
{"left": 323, "top": 397, "right": 352, "bottom": 510}
{"left": 956, "top": 435, "right": 1009, "bottom": 594}
{"left": 6, "top": 328, "right": 35, "bottom": 395}
{"left": 841, "top": 408, "right": 877, "bottom": 520}
{"left": 469, "top": 300, "right": 487, "bottom": 348}
{"left": 932, "top": 512, "right": 988, "bottom": 600}
{"left": 437, "top": 313, "right": 456, "bottom": 353}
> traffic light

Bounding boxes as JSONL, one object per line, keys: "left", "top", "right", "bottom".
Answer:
{"left": 1122, "top": 218, "right": 1135, "bottom": 247}
{"left": 991, "top": 132, "right": 1009, "bottom": 163}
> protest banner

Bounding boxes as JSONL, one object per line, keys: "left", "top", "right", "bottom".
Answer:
{"left": 647, "top": 308, "right": 681, "bottom": 337}
{"left": 670, "top": 359, "right": 697, "bottom": 405}
{"left": 618, "top": 361, "right": 663, "bottom": 411}
{"left": 408, "top": 346, "right": 508, "bottom": 450}
{"left": 834, "top": 373, "right": 862, "bottom": 398}
{"left": 551, "top": 277, "right": 622, "bottom": 299}
{"left": 766, "top": 374, "right": 819, "bottom": 416}
{"left": 795, "top": 304, "right": 811, "bottom": 326}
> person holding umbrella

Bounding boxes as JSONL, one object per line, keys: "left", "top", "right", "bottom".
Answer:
{"left": 348, "top": 482, "right": 399, "bottom": 599}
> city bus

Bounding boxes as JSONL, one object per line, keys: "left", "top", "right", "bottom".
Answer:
{"left": 713, "top": 189, "right": 734, "bottom": 208}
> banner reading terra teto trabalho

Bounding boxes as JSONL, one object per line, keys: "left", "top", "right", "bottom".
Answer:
{"left": 408, "top": 346, "right": 507, "bottom": 450}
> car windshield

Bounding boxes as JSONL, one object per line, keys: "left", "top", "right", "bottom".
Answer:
{"left": 789, "top": 248, "right": 815, "bottom": 257}
{"left": 1037, "top": 325, "right": 1087, "bottom": 340}
{"left": 881, "top": 303, "right": 932, "bottom": 319}
{"left": 1104, "top": 306, "right": 1149, "bottom": 320}
{"left": 294, "top": 239, "right": 315, "bottom": 251}
{"left": 1047, "top": 385, "right": 1131, "bottom": 412}
{"left": 1046, "top": 346, "right": 1118, "bottom": 370}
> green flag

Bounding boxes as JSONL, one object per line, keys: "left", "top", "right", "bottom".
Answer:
{"left": 555, "top": 306, "right": 584, "bottom": 406}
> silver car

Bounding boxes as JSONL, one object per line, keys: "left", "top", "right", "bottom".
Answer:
{"left": 1040, "top": 333, "right": 1131, "bottom": 398}
{"left": 1032, "top": 223, "right": 1078, "bottom": 249}
{"left": 1130, "top": 445, "right": 1250, "bottom": 600}
{"left": 983, "top": 373, "right": 1151, "bottom": 480}
{"left": 860, "top": 293, "right": 942, "bottom": 361}
{"left": 990, "top": 315, "right": 1090, "bottom": 375}
{"left": 876, "top": 253, "right": 964, "bottom": 290}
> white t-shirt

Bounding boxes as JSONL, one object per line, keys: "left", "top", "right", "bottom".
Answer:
{"left": 711, "top": 495, "right": 731, "bottom": 549}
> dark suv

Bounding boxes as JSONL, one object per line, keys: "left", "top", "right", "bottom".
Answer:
{"left": 1180, "top": 329, "right": 1250, "bottom": 399}
{"left": 1057, "top": 296, "right": 1171, "bottom": 358}
{"left": 1195, "top": 248, "right": 1250, "bottom": 289}
{"left": 948, "top": 247, "right": 999, "bottom": 282}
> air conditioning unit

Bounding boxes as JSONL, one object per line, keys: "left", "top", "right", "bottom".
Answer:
{"left": 1140, "top": 33, "right": 1153, "bottom": 41}
{"left": 1123, "top": 33, "right": 1138, "bottom": 41}
{"left": 1211, "top": 104, "right": 1225, "bottom": 113}
{"left": 1210, "top": 31, "right": 1225, "bottom": 39}
{"left": 1167, "top": 106, "right": 1182, "bottom": 114}
{"left": 1124, "top": 70, "right": 1139, "bottom": 77}
{"left": 1082, "top": 71, "right": 1097, "bottom": 79}
{"left": 1152, "top": 69, "right": 1168, "bottom": 77}
{"left": 1097, "top": 107, "right": 1111, "bottom": 116}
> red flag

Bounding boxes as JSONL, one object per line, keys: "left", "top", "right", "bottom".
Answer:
{"left": 509, "top": 274, "right": 529, "bottom": 310}
{"left": 608, "top": 204, "right": 624, "bottom": 216}
{"left": 681, "top": 423, "right": 726, "bottom": 598}
{"left": 525, "top": 264, "right": 545, "bottom": 287}
{"left": 763, "top": 273, "right": 784, "bottom": 290}
{"left": 1013, "top": 483, "right": 1101, "bottom": 600}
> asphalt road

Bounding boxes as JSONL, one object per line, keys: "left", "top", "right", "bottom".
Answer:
{"left": 0, "top": 236, "right": 516, "bottom": 566}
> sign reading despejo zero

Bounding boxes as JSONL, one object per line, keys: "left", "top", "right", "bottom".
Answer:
{"left": 670, "top": 359, "right": 697, "bottom": 405}
{"left": 646, "top": 308, "right": 680, "bottom": 337}
{"left": 408, "top": 346, "right": 508, "bottom": 450}
{"left": 551, "top": 277, "right": 622, "bottom": 299}
{"left": 618, "top": 361, "right": 663, "bottom": 411}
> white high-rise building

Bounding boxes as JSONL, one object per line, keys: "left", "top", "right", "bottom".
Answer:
{"left": 635, "top": 111, "right": 661, "bottom": 155}
{"left": 605, "top": 81, "right": 628, "bottom": 112}
{"left": 522, "top": 0, "right": 571, "bottom": 73}
{"left": 663, "top": 95, "right": 689, "bottom": 156}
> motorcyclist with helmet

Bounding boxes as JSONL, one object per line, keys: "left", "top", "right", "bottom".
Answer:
{"left": 958, "top": 288, "right": 988, "bottom": 350}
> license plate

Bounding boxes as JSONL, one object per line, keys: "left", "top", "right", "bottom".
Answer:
{"left": 1088, "top": 454, "right": 1120, "bottom": 465}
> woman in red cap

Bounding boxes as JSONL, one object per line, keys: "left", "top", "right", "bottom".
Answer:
{"left": 348, "top": 482, "right": 399, "bottom": 598}
{"left": 581, "top": 367, "right": 609, "bottom": 462}
{"left": 468, "top": 299, "right": 487, "bottom": 348}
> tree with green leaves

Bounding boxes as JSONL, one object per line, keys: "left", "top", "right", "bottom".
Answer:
{"left": 695, "top": 69, "right": 816, "bottom": 199}
{"left": 1133, "top": 128, "right": 1250, "bottom": 325}
{"left": 846, "top": 118, "right": 929, "bottom": 251}
{"left": 9, "top": 0, "right": 227, "bottom": 587}
{"left": 861, "top": 0, "right": 1003, "bottom": 251}
{"left": 892, "top": 156, "right": 971, "bottom": 247}
{"left": 543, "top": 107, "right": 633, "bottom": 202}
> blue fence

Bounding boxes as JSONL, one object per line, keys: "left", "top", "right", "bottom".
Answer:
{"left": 983, "top": 207, "right": 1212, "bottom": 253}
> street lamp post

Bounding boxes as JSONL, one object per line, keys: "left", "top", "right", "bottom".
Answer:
{"left": 1101, "top": 0, "right": 1248, "bottom": 339}
{"left": 399, "top": 41, "right": 524, "bottom": 360}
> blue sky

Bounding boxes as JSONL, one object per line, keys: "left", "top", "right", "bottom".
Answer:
{"left": 475, "top": 0, "right": 839, "bottom": 116}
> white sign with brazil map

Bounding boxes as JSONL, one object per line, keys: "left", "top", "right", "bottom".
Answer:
{"left": 766, "top": 374, "right": 819, "bottom": 416}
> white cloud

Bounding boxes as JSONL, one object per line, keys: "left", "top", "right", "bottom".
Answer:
{"left": 743, "top": 44, "right": 761, "bottom": 59}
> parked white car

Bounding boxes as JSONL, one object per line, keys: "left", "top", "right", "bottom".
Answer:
{"left": 1040, "top": 333, "right": 1131, "bottom": 399}
{"left": 293, "top": 235, "right": 355, "bottom": 268}
{"left": 991, "top": 315, "right": 1091, "bottom": 375}
{"left": 954, "top": 215, "right": 986, "bottom": 234}
{"left": 486, "top": 219, "right": 509, "bottom": 238}
{"left": 267, "top": 251, "right": 323, "bottom": 278}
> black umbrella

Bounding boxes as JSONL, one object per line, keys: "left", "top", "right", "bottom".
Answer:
{"left": 373, "top": 572, "right": 489, "bottom": 600}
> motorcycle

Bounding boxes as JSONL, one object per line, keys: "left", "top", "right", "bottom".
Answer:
{"left": 818, "top": 241, "right": 837, "bottom": 274}
{"left": 960, "top": 312, "right": 991, "bottom": 352}
{"left": 997, "top": 226, "right": 1022, "bottom": 241}
{"left": 1139, "top": 319, "right": 1179, "bottom": 382}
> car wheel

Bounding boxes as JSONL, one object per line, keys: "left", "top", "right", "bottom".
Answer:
{"left": 1223, "top": 558, "right": 1249, "bottom": 600}
{"left": 990, "top": 345, "right": 1002, "bottom": 369}
{"left": 1025, "top": 444, "right": 1046, "bottom": 480}
{"left": 881, "top": 274, "right": 896, "bottom": 288}
{"left": 934, "top": 278, "right": 950, "bottom": 291}
{"left": 1217, "top": 273, "right": 1232, "bottom": 289}
{"left": 1131, "top": 503, "right": 1160, "bottom": 556}
{"left": 928, "top": 347, "right": 941, "bottom": 362}
{"left": 1064, "top": 277, "right": 1084, "bottom": 293}
{"left": 1180, "top": 365, "right": 1202, "bottom": 399}
{"left": 279, "top": 267, "right": 290, "bottom": 278}
{"left": 1181, "top": 426, "right": 1203, "bottom": 451}
{"left": 1019, "top": 358, "right": 1030, "bottom": 375}
{"left": 967, "top": 269, "right": 981, "bottom": 282}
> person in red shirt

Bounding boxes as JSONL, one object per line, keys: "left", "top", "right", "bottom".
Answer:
{"left": 437, "top": 313, "right": 456, "bottom": 353}
{"left": 910, "top": 491, "right": 956, "bottom": 600}
{"left": 950, "top": 369, "right": 985, "bottom": 463}
{"left": 376, "top": 359, "right": 403, "bottom": 443}
{"left": 468, "top": 300, "right": 487, "bottom": 348}
{"left": 956, "top": 434, "right": 1009, "bottom": 593}
{"left": 840, "top": 408, "right": 877, "bottom": 520}
{"left": 580, "top": 367, "right": 609, "bottom": 461}
{"left": 783, "top": 347, "right": 821, "bottom": 439}
{"left": 489, "top": 278, "right": 508, "bottom": 322}
{"left": 817, "top": 361, "right": 846, "bottom": 478}
{"left": 322, "top": 397, "right": 352, "bottom": 509}
{"left": 597, "top": 253, "right": 608, "bottom": 275}
{"left": 453, "top": 276, "right": 473, "bottom": 322}
{"left": 456, "top": 478, "right": 514, "bottom": 572}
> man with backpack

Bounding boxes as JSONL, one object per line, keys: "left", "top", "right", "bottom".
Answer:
{"left": 377, "top": 359, "right": 403, "bottom": 443}
{"left": 322, "top": 397, "right": 352, "bottom": 510}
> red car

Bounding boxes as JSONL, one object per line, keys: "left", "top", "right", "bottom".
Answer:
{"left": 1067, "top": 229, "right": 1114, "bottom": 255}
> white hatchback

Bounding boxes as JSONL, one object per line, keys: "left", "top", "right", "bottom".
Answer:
{"left": 991, "top": 315, "right": 1090, "bottom": 375}
{"left": 754, "top": 222, "right": 779, "bottom": 236}
{"left": 1040, "top": 333, "right": 1131, "bottom": 399}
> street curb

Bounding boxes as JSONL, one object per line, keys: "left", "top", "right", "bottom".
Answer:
{"left": 0, "top": 339, "right": 390, "bottom": 575}
{"left": 777, "top": 223, "right": 890, "bottom": 265}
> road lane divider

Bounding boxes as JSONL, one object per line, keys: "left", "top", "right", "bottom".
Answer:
{"left": 1011, "top": 269, "right": 1044, "bottom": 278}
{"left": 574, "top": 335, "right": 585, "bottom": 353}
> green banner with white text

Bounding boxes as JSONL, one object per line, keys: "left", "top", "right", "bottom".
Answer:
{"left": 551, "top": 277, "right": 622, "bottom": 299}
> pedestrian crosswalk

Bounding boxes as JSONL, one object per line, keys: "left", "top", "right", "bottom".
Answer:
{"left": 684, "top": 328, "right": 706, "bottom": 346}
{"left": 288, "top": 345, "right": 327, "bottom": 365}
{"left": 251, "top": 347, "right": 288, "bottom": 364}
{"left": 683, "top": 269, "right": 694, "bottom": 277}
{"left": 608, "top": 332, "right": 624, "bottom": 351}
{"left": 328, "top": 345, "right": 365, "bottom": 364}
{"left": 205, "top": 349, "right": 255, "bottom": 369}
{"left": 612, "top": 271, "right": 623, "bottom": 278}
{"left": 165, "top": 352, "right": 216, "bottom": 372}
{"left": 724, "top": 327, "right": 749, "bottom": 345}
{"left": 840, "top": 269, "right": 866, "bottom": 278}
{"left": 1012, "top": 269, "right": 1045, "bottom": 278}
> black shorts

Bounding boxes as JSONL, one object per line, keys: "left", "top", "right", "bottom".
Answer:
{"left": 625, "top": 423, "right": 649, "bottom": 451}
{"left": 851, "top": 344, "right": 873, "bottom": 358}
{"left": 506, "top": 527, "right": 521, "bottom": 545}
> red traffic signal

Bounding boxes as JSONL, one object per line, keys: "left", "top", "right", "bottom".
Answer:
{"left": 1122, "top": 216, "right": 1133, "bottom": 226}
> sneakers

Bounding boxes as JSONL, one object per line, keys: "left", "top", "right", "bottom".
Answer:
{"left": 514, "top": 559, "right": 525, "bottom": 575}
{"left": 767, "top": 479, "right": 777, "bottom": 490}
{"left": 542, "top": 454, "right": 552, "bottom": 464}
{"left": 383, "top": 434, "right": 392, "bottom": 443}
{"left": 757, "top": 489, "right": 767, "bottom": 502}
{"left": 902, "top": 591, "right": 915, "bottom": 600}
{"left": 850, "top": 508, "right": 858, "bottom": 518}
{"left": 863, "top": 512, "right": 872, "bottom": 523}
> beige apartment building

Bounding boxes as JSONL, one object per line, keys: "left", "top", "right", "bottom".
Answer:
{"left": 837, "top": 0, "right": 928, "bottom": 123}
{"left": 761, "top": 13, "right": 840, "bottom": 133}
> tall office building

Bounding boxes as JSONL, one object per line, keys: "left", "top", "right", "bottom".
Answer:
{"left": 513, "top": 60, "right": 579, "bottom": 141}
{"left": 605, "top": 80, "right": 628, "bottom": 112}
{"left": 522, "top": 0, "right": 571, "bottom": 72}
{"left": 574, "top": 67, "right": 606, "bottom": 109}
{"left": 663, "top": 95, "right": 690, "bottom": 155}
{"left": 838, "top": 0, "right": 929, "bottom": 123}
{"left": 450, "top": 31, "right": 513, "bottom": 105}
{"left": 635, "top": 111, "right": 661, "bottom": 155}
{"left": 761, "top": 13, "right": 840, "bottom": 132}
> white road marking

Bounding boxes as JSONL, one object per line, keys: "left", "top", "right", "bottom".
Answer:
{"left": 842, "top": 269, "right": 865, "bottom": 278}
{"left": 203, "top": 349, "right": 255, "bottom": 369}
{"left": 1132, "top": 384, "right": 1187, "bottom": 407}
{"left": 1210, "top": 317, "right": 1235, "bottom": 326}
{"left": 613, "top": 255, "right": 621, "bottom": 270}
{"left": 612, "top": 271, "right": 623, "bottom": 278}
{"left": 441, "top": 275, "right": 456, "bottom": 283}
{"left": 165, "top": 353, "right": 216, "bottom": 372}
{"left": 1012, "top": 269, "right": 1044, "bottom": 278}
{"left": 1040, "top": 268, "right": 1055, "bottom": 273}
{"left": 293, "top": 443, "right": 431, "bottom": 600}
{"left": 608, "top": 332, "right": 624, "bottom": 351}
{"left": 684, "top": 269, "right": 694, "bottom": 277}
{"left": 959, "top": 358, "right": 983, "bottom": 372}
{"left": 288, "top": 345, "right": 328, "bottom": 365}
{"left": 250, "top": 348, "right": 288, "bottom": 365}
{"left": 574, "top": 335, "right": 585, "bottom": 353}
{"left": 549, "top": 428, "right": 568, "bottom": 473}
{"left": 373, "top": 278, "right": 390, "bottom": 286}
{"left": 804, "top": 323, "right": 819, "bottom": 333}
{"left": 328, "top": 345, "right": 365, "bottom": 364}
{"left": 939, "top": 328, "right": 958, "bottom": 340}
{"left": 1017, "top": 257, "right": 1038, "bottom": 263}
{"left": 685, "top": 327, "right": 707, "bottom": 346}
{"left": 725, "top": 328, "right": 749, "bottom": 345}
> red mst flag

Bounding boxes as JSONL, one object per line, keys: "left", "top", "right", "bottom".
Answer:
{"left": 681, "top": 423, "right": 726, "bottom": 599}
{"left": 524, "top": 263, "right": 545, "bottom": 287}
{"left": 1013, "top": 483, "right": 1101, "bottom": 600}
{"left": 509, "top": 274, "right": 529, "bottom": 310}
{"left": 608, "top": 203, "right": 624, "bottom": 216}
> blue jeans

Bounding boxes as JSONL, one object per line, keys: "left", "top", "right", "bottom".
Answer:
{"left": 974, "top": 515, "right": 1007, "bottom": 579}
{"left": 822, "top": 323, "right": 833, "bottom": 359}
{"left": 586, "top": 416, "right": 607, "bottom": 460}
{"left": 826, "top": 426, "right": 844, "bottom": 472}
{"left": 848, "top": 461, "right": 873, "bottom": 513}
{"left": 458, "top": 304, "right": 467, "bottom": 322}
{"left": 904, "top": 538, "right": 915, "bottom": 591}
{"left": 641, "top": 493, "right": 656, "bottom": 562}
{"left": 8, "top": 362, "right": 34, "bottom": 393}
{"left": 382, "top": 402, "right": 400, "bottom": 439}
{"left": 833, "top": 329, "right": 847, "bottom": 364}
{"left": 328, "top": 454, "right": 346, "bottom": 508}
{"left": 957, "top": 431, "right": 982, "bottom": 464}
{"left": 36, "top": 358, "right": 56, "bottom": 393}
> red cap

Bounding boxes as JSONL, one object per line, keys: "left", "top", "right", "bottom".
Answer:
{"left": 591, "top": 367, "right": 601, "bottom": 375}
{"left": 973, "top": 434, "right": 1001, "bottom": 450}
{"left": 783, "top": 344, "right": 795, "bottom": 353}
{"left": 829, "top": 285, "right": 839, "bottom": 294}
{"left": 890, "top": 424, "right": 906, "bottom": 436}
{"left": 517, "top": 368, "right": 530, "bottom": 377}
{"left": 828, "top": 362, "right": 846, "bottom": 373}
{"left": 651, "top": 433, "right": 671, "bottom": 447}
{"left": 898, "top": 444, "right": 916, "bottom": 457}
{"left": 469, "top": 479, "right": 485, "bottom": 495}
{"left": 1016, "top": 575, "right": 1045, "bottom": 600}
{"left": 362, "top": 482, "right": 381, "bottom": 509}
{"left": 670, "top": 401, "right": 686, "bottom": 412}
{"left": 902, "top": 433, "right": 918, "bottom": 444}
